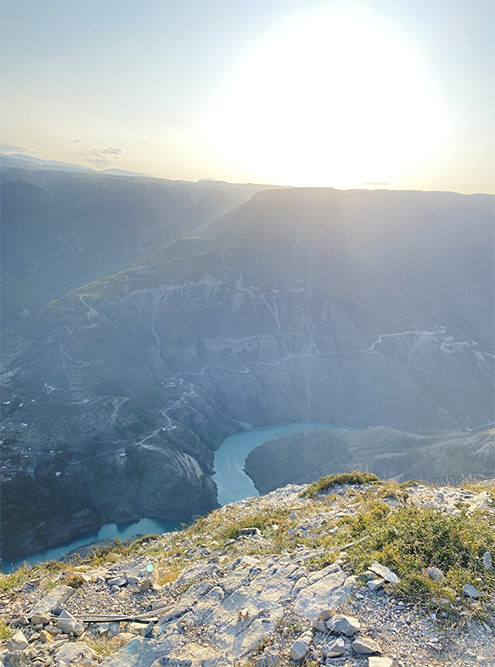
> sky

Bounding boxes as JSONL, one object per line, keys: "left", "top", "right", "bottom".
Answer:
{"left": 1, "top": 0, "right": 494, "bottom": 193}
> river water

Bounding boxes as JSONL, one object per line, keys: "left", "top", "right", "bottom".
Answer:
{"left": 5, "top": 420, "right": 349, "bottom": 571}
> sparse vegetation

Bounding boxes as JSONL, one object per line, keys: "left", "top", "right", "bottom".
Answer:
{"left": 300, "top": 471, "right": 380, "bottom": 498}
{"left": 85, "top": 635, "right": 119, "bottom": 657}
{"left": 0, "top": 620, "right": 13, "bottom": 641}
{"left": 0, "top": 565, "right": 31, "bottom": 593}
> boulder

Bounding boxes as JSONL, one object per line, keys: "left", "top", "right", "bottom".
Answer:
{"left": 326, "top": 614, "right": 360, "bottom": 636}
{"left": 53, "top": 641, "right": 97, "bottom": 667}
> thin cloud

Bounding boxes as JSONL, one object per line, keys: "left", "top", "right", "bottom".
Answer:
{"left": 0, "top": 138, "right": 29, "bottom": 153}
{"left": 78, "top": 145, "right": 124, "bottom": 169}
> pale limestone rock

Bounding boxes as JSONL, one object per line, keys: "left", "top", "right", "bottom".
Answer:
{"left": 40, "top": 629, "right": 54, "bottom": 643}
{"left": 368, "top": 658, "right": 394, "bottom": 667}
{"left": 127, "top": 620, "right": 154, "bottom": 637}
{"left": 30, "top": 585, "right": 74, "bottom": 615}
{"left": 367, "top": 578, "right": 385, "bottom": 591}
{"left": 326, "top": 614, "right": 361, "bottom": 636}
{"left": 57, "top": 609, "right": 84, "bottom": 636}
{"left": 31, "top": 612, "right": 50, "bottom": 625}
{"left": 370, "top": 562, "right": 399, "bottom": 583}
{"left": 289, "top": 631, "right": 312, "bottom": 660}
{"left": 294, "top": 569, "right": 349, "bottom": 620}
{"left": 6, "top": 630, "right": 28, "bottom": 651}
{"left": 321, "top": 636, "right": 346, "bottom": 657}
{"left": 426, "top": 567, "right": 445, "bottom": 581}
{"left": 352, "top": 636, "right": 382, "bottom": 654}
{"left": 53, "top": 641, "right": 97, "bottom": 667}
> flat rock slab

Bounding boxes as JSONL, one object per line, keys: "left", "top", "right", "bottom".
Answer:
{"left": 368, "top": 658, "right": 394, "bottom": 667}
{"left": 100, "top": 637, "right": 180, "bottom": 667}
{"left": 294, "top": 570, "right": 349, "bottom": 620}
{"left": 370, "top": 562, "right": 399, "bottom": 584}
{"left": 321, "top": 637, "right": 346, "bottom": 657}
{"left": 30, "top": 585, "right": 74, "bottom": 615}
{"left": 53, "top": 641, "right": 97, "bottom": 666}
{"left": 463, "top": 584, "right": 483, "bottom": 599}
{"left": 352, "top": 636, "right": 382, "bottom": 654}
{"left": 326, "top": 614, "right": 361, "bottom": 636}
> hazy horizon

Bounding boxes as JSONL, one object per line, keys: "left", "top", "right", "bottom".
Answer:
{"left": 1, "top": 0, "right": 494, "bottom": 194}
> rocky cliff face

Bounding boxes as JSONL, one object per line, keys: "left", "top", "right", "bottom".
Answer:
{"left": 1, "top": 187, "right": 493, "bottom": 559}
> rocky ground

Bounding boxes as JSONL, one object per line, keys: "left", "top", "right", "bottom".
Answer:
{"left": 1, "top": 479, "right": 494, "bottom": 667}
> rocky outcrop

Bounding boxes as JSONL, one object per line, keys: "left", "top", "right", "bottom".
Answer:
{"left": 1, "top": 480, "right": 494, "bottom": 666}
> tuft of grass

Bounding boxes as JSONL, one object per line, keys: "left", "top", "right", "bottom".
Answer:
{"left": 0, "top": 566, "right": 31, "bottom": 593}
{"left": 84, "top": 635, "right": 118, "bottom": 657}
{"left": 300, "top": 471, "right": 380, "bottom": 498}
{"left": 62, "top": 573, "right": 86, "bottom": 589}
{"left": 0, "top": 620, "right": 13, "bottom": 640}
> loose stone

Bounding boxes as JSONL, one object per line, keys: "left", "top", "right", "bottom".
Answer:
{"left": 368, "top": 658, "right": 394, "bottom": 667}
{"left": 6, "top": 630, "right": 29, "bottom": 652}
{"left": 352, "top": 636, "right": 382, "bottom": 654}
{"left": 426, "top": 567, "right": 445, "bottom": 581}
{"left": 290, "top": 631, "right": 313, "bottom": 660}
{"left": 463, "top": 584, "right": 483, "bottom": 599}
{"left": 321, "top": 636, "right": 346, "bottom": 657}
{"left": 326, "top": 614, "right": 361, "bottom": 636}
{"left": 369, "top": 562, "right": 399, "bottom": 584}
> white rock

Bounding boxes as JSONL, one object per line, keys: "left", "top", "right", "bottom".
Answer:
{"left": 367, "top": 578, "right": 385, "bottom": 591}
{"left": 30, "top": 585, "right": 74, "bottom": 615}
{"left": 321, "top": 636, "right": 346, "bottom": 657}
{"left": 352, "top": 636, "right": 382, "bottom": 654}
{"left": 53, "top": 640, "right": 96, "bottom": 667}
{"left": 426, "top": 567, "right": 445, "bottom": 581}
{"left": 57, "top": 609, "right": 85, "bottom": 636}
{"left": 370, "top": 561, "right": 399, "bottom": 583}
{"left": 6, "top": 630, "right": 29, "bottom": 651}
{"left": 326, "top": 614, "right": 361, "bottom": 636}
{"left": 368, "top": 658, "right": 394, "bottom": 667}
{"left": 289, "top": 631, "right": 312, "bottom": 660}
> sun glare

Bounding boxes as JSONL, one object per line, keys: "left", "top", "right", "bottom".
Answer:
{"left": 203, "top": 11, "right": 448, "bottom": 187}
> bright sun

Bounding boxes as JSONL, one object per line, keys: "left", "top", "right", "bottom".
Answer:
{"left": 204, "top": 10, "right": 448, "bottom": 188}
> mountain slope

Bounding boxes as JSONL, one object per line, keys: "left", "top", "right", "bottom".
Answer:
{"left": 0, "top": 167, "right": 274, "bottom": 321}
{"left": 245, "top": 426, "right": 495, "bottom": 493}
{"left": 1, "top": 187, "right": 493, "bottom": 559}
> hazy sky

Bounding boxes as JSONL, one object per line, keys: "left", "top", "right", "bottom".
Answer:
{"left": 1, "top": 0, "right": 494, "bottom": 193}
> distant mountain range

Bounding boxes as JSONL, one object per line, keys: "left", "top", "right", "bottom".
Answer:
{"left": 1, "top": 176, "right": 493, "bottom": 560}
